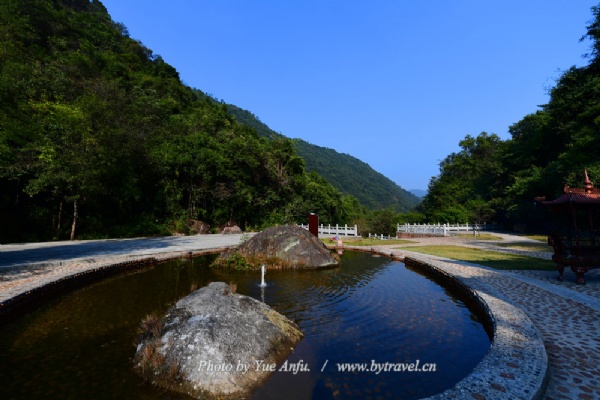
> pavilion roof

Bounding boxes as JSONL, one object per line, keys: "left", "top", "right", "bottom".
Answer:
{"left": 541, "top": 192, "right": 600, "bottom": 205}
{"left": 536, "top": 169, "right": 600, "bottom": 205}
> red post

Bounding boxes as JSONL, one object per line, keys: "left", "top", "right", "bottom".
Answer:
{"left": 308, "top": 213, "right": 319, "bottom": 238}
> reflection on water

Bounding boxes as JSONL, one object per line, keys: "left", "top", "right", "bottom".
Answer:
{"left": 0, "top": 252, "right": 490, "bottom": 400}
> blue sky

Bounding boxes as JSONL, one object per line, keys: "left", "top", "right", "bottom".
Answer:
{"left": 101, "top": 1, "right": 598, "bottom": 191}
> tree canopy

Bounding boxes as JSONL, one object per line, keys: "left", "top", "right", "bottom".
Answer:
{"left": 0, "top": 0, "right": 362, "bottom": 242}
{"left": 225, "top": 103, "right": 421, "bottom": 212}
{"left": 418, "top": 4, "right": 600, "bottom": 231}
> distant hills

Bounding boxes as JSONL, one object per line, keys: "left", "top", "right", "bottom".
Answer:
{"left": 409, "top": 189, "right": 427, "bottom": 198}
{"left": 226, "top": 104, "right": 421, "bottom": 211}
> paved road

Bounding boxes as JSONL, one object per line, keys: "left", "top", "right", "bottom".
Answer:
{"left": 0, "top": 234, "right": 247, "bottom": 270}
{"left": 0, "top": 234, "right": 250, "bottom": 303}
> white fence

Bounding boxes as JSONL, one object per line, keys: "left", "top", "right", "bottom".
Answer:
{"left": 397, "top": 223, "right": 501, "bottom": 236}
{"left": 368, "top": 233, "right": 394, "bottom": 240}
{"left": 298, "top": 223, "right": 358, "bottom": 236}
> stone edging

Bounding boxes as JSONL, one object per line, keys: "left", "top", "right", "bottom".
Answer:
{"left": 0, "top": 247, "right": 230, "bottom": 323}
{"left": 405, "top": 255, "right": 548, "bottom": 400}
{"left": 332, "top": 244, "right": 549, "bottom": 400}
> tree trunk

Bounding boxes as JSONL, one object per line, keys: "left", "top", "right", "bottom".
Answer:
{"left": 70, "top": 199, "right": 78, "bottom": 240}
{"left": 57, "top": 200, "right": 63, "bottom": 238}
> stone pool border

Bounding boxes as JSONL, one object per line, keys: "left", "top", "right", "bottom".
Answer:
{"left": 333, "top": 244, "right": 549, "bottom": 400}
{"left": 1, "top": 241, "right": 549, "bottom": 400}
{"left": 0, "top": 248, "right": 230, "bottom": 323}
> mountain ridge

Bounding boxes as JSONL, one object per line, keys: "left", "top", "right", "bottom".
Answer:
{"left": 225, "top": 103, "right": 420, "bottom": 211}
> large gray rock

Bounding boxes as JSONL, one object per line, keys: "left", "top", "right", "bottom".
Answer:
{"left": 187, "top": 219, "right": 210, "bottom": 234}
{"left": 215, "top": 225, "right": 339, "bottom": 269}
{"left": 221, "top": 225, "right": 242, "bottom": 234}
{"left": 133, "top": 282, "right": 303, "bottom": 399}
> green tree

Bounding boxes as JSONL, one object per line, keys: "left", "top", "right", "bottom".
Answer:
{"left": 420, "top": 132, "right": 505, "bottom": 224}
{"left": 368, "top": 208, "right": 397, "bottom": 236}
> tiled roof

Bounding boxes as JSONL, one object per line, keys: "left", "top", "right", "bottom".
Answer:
{"left": 542, "top": 192, "right": 600, "bottom": 205}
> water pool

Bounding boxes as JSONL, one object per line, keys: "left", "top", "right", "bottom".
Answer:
{"left": 0, "top": 251, "right": 490, "bottom": 399}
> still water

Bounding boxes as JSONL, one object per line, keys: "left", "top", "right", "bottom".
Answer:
{"left": 0, "top": 252, "right": 490, "bottom": 400}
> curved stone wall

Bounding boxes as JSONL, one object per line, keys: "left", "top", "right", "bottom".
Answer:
{"left": 2, "top": 242, "right": 550, "bottom": 399}
{"left": 342, "top": 244, "right": 549, "bottom": 400}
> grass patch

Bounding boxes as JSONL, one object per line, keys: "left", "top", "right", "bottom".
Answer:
{"left": 521, "top": 235, "right": 548, "bottom": 242}
{"left": 138, "top": 313, "right": 163, "bottom": 341}
{"left": 494, "top": 242, "right": 553, "bottom": 252}
{"left": 394, "top": 245, "right": 555, "bottom": 270}
{"left": 322, "top": 238, "right": 418, "bottom": 246}
{"left": 452, "top": 233, "right": 503, "bottom": 240}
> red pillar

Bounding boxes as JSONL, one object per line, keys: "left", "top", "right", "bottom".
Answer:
{"left": 308, "top": 213, "right": 319, "bottom": 238}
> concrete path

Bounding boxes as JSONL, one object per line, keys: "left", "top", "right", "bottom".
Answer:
{"left": 0, "top": 234, "right": 248, "bottom": 303}
{"left": 0, "top": 235, "right": 247, "bottom": 270}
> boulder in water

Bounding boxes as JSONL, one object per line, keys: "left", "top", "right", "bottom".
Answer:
{"left": 133, "top": 282, "right": 303, "bottom": 399}
{"left": 213, "top": 225, "right": 339, "bottom": 269}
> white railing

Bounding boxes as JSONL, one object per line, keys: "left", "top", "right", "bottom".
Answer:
{"left": 397, "top": 223, "right": 501, "bottom": 236}
{"left": 397, "top": 223, "right": 448, "bottom": 235}
{"left": 298, "top": 223, "right": 358, "bottom": 236}
{"left": 368, "top": 233, "right": 394, "bottom": 240}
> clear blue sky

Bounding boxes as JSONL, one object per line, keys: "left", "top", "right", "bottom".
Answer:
{"left": 101, "top": 1, "right": 598, "bottom": 191}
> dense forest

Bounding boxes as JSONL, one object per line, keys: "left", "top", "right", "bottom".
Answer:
{"left": 225, "top": 103, "right": 421, "bottom": 212}
{"left": 417, "top": 4, "right": 600, "bottom": 232}
{"left": 0, "top": 0, "right": 377, "bottom": 242}
{"left": 5, "top": 1, "right": 598, "bottom": 242}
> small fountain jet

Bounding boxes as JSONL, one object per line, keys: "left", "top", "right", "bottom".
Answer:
{"left": 259, "top": 264, "right": 267, "bottom": 287}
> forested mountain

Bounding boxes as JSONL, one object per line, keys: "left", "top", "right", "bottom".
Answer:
{"left": 0, "top": 0, "right": 364, "bottom": 242}
{"left": 293, "top": 140, "right": 420, "bottom": 211}
{"left": 418, "top": 4, "right": 600, "bottom": 232}
{"left": 226, "top": 104, "right": 421, "bottom": 211}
